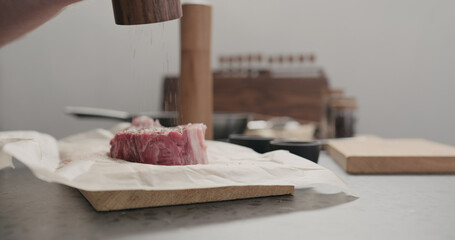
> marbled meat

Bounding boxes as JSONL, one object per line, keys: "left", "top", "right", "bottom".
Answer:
{"left": 110, "top": 116, "right": 208, "bottom": 165}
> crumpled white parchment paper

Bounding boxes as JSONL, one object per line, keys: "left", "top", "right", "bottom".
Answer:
{"left": 0, "top": 125, "right": 350, "bottom": 192}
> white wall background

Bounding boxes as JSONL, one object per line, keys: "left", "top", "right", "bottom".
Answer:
{"left": 1, "top": 0, "right": 454, "bottom": 144}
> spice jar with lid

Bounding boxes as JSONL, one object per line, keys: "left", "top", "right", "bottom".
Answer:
{"left": 330, "top": 97, "right": 357, "bottom": 138}
{"left": 322, "top": 89, "right": 344, "bottom": 139}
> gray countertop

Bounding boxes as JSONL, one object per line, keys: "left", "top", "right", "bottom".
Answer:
{"left": 1, "top": 152, "right": 454, "bottom": 240}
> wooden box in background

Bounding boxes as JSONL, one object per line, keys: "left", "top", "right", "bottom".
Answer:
{"left": 163, "top": 72, "right": 329, "bottom": 124}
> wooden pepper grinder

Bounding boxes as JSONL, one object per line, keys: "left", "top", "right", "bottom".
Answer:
{"left": 112, "top": 0, "right": 183, "bottom": 25}
{"left": 179, "top": 3, "right": 213, "bottom": 139}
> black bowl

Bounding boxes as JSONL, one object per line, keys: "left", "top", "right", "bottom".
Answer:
{"left": 269, "top": 141, "right": 321, "bottom": 163}
{"left": 228, "top": 134, "right": 274, "bottom": 154}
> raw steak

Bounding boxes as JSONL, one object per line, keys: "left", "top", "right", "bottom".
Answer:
{"left": 110, "top": 117, "right": 208, "bottom": 165}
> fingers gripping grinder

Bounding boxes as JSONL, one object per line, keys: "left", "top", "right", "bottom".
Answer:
{"left": 111, "top": 0, "right": 214, "bottom": 139}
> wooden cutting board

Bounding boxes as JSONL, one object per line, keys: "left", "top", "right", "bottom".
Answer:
{"left": 326, "top": 137, "right": 455, "bottom": 174}
{"left": 79, "top": 185, "right": 294, "bottom": 211}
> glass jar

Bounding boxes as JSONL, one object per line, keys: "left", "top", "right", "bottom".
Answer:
{"left": 330, "top": 97, "right": 357, "bottom": 138}
{"left": 322, "top": 89, "right": 344, "bottom": 139}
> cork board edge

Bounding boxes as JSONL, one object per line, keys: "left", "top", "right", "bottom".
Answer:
{"left": 79, "top": 185, "right": 295, "bottom": 211}
{"left": 347, "top": 156, "right": 455, "bottom": 174}
{"left": 326, "top": 139, "right": 455, "bottom": 174}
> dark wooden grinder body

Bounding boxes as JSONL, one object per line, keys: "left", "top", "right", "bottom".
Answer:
{"left": 112, "top": 0, "right": 182, "bottom": 25}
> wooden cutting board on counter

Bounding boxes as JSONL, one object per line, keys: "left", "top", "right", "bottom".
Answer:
{"left": 326, "top": 137, "right": 455, "bottom": 174}
{"left": 79, "top": 185, "right": 294, "bottom": 211}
